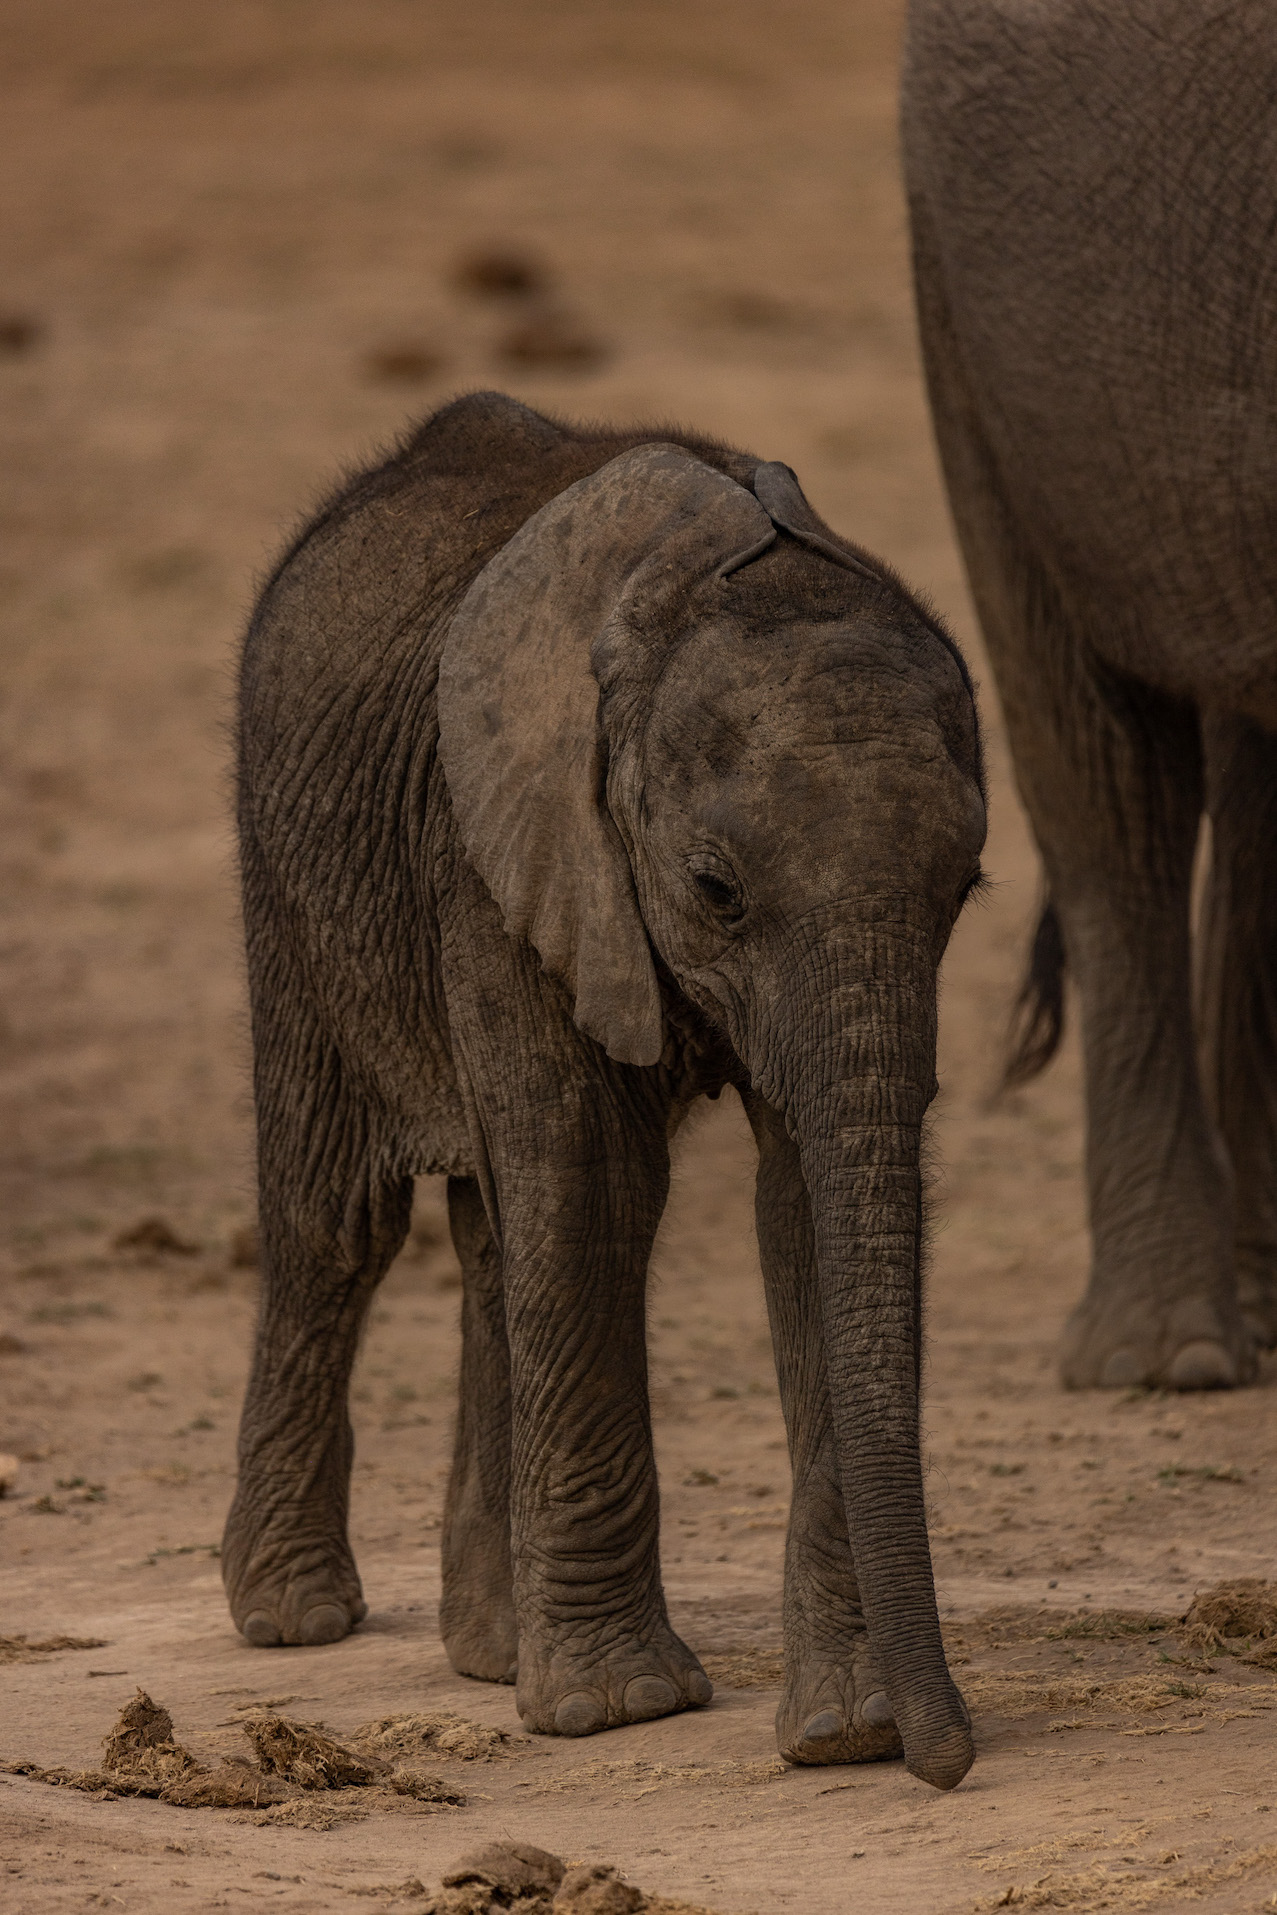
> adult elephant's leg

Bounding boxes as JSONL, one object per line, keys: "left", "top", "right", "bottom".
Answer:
{"left": 439, "top": 1174, "right": 518, "bottom": 1682}
{"left": 1199, "top": 713, "right": 1277, "bottom": 1351}
{"left": 912, "top": 196, "right": 1248, "bottom": 1391}
{"left": 222, "top": 979, "right": 412, "bottom": 1646}
{"left": 743, "top": 1090, "right": 904, "bottom": 1766}
{"left": 1036, "top": 678, "right": 1247, "bottom": 1387}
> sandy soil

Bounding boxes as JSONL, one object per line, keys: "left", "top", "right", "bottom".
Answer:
{"left": 3, "top": 4, "right": 1277, "bottom": 1911}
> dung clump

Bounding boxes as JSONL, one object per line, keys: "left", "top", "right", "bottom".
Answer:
{"left": 1181, "top": 1578, "right": 1277, "bottom": 1663}
{"left": 100, "top": 1688, "right": 199, "bottom": 1791}
{"left": 429, "top": 1842, "right": 564, "bottom": 1913}
{"left": 412, "top": 1844, "right": 732, "bottom": 1915}
{"left": 0, "top": 313, "right": 41, "bottom": 354}
{"left": 364, "top": 343, "right": 446, "bottom": 385}
{"left": 496, "top": 309, "right": 605, "bottom": 370}
{"left": 241, "top": 1714, "right": 391, "bottom": 1788}
{"left": 452, "top": 247, "right": 547, "bottom": 299}
{"left": 163, "top": 1760, "right": 292, "bottom": 1809}
{"left": 2, "top": 1689, "right": 202, "bottom": 1798}
{"left": 554, "top": 1864, "right": 643, "bottom": 1913}
{"left": 3, "top": 1693, "right": 467, "bottom": 1816}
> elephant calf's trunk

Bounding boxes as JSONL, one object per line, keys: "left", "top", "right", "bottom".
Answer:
{"left": 800, "top": 1042, "right": 972, "bottom": 1789}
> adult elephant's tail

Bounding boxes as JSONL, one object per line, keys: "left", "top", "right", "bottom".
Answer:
{"left": 1003, "top": 899, "right": 1066, "bottom": 1087}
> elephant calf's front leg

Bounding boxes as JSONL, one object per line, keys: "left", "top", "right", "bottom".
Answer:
{"left": 745, "top": 1089, "right": 906, "bottom": 1766}
{"left": 495, "top": 1116, "right": 712, "bottom": 1737}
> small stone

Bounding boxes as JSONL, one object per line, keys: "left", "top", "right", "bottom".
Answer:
{"left": 0, "top": 1454, "right": 19, "bottom": 1496}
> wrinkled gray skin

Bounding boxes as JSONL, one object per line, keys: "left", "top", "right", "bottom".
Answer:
{"left": 903, "top": 1, "right": 1277, "bottom": 1391}
{"left": 226, "top": 392, "right": 984, "bottom": 1791}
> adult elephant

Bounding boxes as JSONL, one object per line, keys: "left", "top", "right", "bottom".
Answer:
{"left": 224, "top": 391, "right": 984, "bottom": 1791}
{"left": 903, "top": 0, "right": 1277, "bottom": 1390}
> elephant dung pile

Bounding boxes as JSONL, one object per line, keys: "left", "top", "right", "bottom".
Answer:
{"left": 417, "top": 1842, "right": 728, "bottom": 1915}
{"left": 1179, "top": 1579, "right": 1277, "bottom": 1665}
{"left": 1, "top": 1689, "right": 467, "bottom": 1820}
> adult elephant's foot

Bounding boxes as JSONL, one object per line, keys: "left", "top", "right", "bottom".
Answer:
{"left": 442, "top": 1595, "right": 518, "bottom": 1685}
{"left": 777, "top": 1634, "right": 905, "bottom": 1767}
{"left": 222, "top": 1498, "right": 367, "bottom": 1648}
{"left": 440, "top": 1519, "right": 518, "bottom": 1683}
{"left": 1237, "top": 1249, "right": 1277, "bottom": 1351}
{"left": 515, "top": 1619, "right": 713, "bottom": 1736}
{"left": 1059, "top": 1284, "right": 1256, "bottom": 1391}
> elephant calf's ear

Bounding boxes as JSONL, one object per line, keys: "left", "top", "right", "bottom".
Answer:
{"left": 438, "top": 441, "right": 773, "bottom": 1067}
{"left": 753, "top": 462, "right": 883, "bottom": 581}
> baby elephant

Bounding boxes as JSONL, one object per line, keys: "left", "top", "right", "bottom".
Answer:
{"left": 225, "top": 392, "right": 984, "bottom": 1792}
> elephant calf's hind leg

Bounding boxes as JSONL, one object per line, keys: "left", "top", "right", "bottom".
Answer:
{"left": 440, "top": 1175, "right": 518, "bottom": 1683}
{"left": 223, "top": 1009, "right": 412, "bottom": 1647}
{"left": 1199, "top": 713, "right": 1277, "bottom": 1351}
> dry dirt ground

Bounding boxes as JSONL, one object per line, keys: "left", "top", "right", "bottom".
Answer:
{"left": 3, "top": 4, "right": 1277, "bottom": 1912}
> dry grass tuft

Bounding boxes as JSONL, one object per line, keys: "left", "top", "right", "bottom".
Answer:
{"left": 978, "top": 1843, "right": 1277, "bottom": 1910}
{"left": 352, "top": 1711, "right": 528, "bottom": 1762}
{"left": 0, "top": 1635, "right": 108, "bottom": 1663}
{"left": 544, "top": 1756, "right": 785, "bottom": 1799}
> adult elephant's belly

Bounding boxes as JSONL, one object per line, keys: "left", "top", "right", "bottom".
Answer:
{"left": 906, "top": 0, "right": 1277, "bottom": 720}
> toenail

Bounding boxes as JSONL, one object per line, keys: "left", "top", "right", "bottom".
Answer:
{"left": 351, "top": 1597, "right": 368, "bottom": 1624}
{"left": 686, "top": 1668, "right": 714, "bottom": 1706}
{"left": 1167, "top": 1338, "right": 1237, "bottom": 1391}
{"left": 861, "top": 1690, "right": 894, "bottom": 1727}
{"left": 623, "top": 1676, "right": 678, "bottom": 1721}
{"left": 242, "top": 1611, "right": 283, "bottom": 1648}
{"left": 298, "top": 1603, "right": 349, "bottom": 1645}
{"left": 1098, "top": 1348, "right": 1145, "bottom": 1388}
{"left": 554, "top": 1693, "right": 607, "bottom": 1736}
{"left": 800, "top": 1710, "right": 843, "bottom": 1743}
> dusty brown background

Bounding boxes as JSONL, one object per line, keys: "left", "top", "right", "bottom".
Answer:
{"left": 2, "top": 4, "right": 1276, "bottom": 1911}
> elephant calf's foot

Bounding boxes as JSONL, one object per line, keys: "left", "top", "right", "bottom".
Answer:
{"left": 222, "top": 1514, "right": 367, "bottom": 1648}
{"left": 777, "top": 1637, "right": 904, "bottom": 1767}
{"left": 516, "top": 1621, "right": 713, "bottom": 1737}
{"left": 1060, "top": 1284, "right": 1256, "bottom": 1391}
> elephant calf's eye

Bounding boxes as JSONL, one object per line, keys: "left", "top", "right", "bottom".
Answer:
{"left": 690, "top": 862, "right": 745, "bottom": 923}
